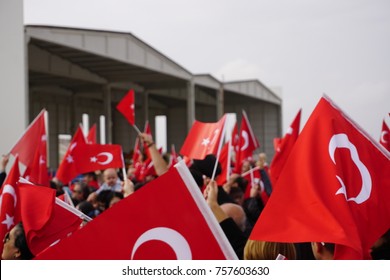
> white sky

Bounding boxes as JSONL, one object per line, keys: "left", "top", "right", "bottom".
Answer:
{"left": 24, "top": 0, "right": 390, "bottom": 139}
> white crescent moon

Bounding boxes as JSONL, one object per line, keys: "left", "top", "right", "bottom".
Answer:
{"left": 131, "top": 227, "right": 192, "bottom": 260}
{"left": 329, "top": 134, "right": 372, "bottom": 204}
{"left": 240, "top": 131, "right": 249, "bottom": 151}
{"left": 0, "top": 184, "right": 17, "bottom": 209}
{"left": 381, "top": 131, "right": 388, "bottom": 143}
{"left": 96, "top": 152, "right": 113, "bottom": 165}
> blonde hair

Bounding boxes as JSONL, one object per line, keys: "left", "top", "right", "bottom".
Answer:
{"left": 244, "top": 240, "right": 297, "bottom": 260}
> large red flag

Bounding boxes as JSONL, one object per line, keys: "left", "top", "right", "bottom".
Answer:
{"left": 23, "top": 125, "right": 49, "bottom": 186}
{"left": 35, "top": 160, "right": 237, "bottom": 260}
{"left": 379, "top": 119, "right": 390, "bottom": 152}
{"left": 72, "top": 143, "right": 123, "bottom": 174}
{"left": 18, "top": 184, "right": 82, "bottom": 256}
{"left": 56, "top": 126, "right": 86, "bottom": 184}
{"left": 0, "top": 157, "right": 21, "bottom": 254}
{"left": 116, "top": 89, "right": 135, "bottom": 126}
{"left": 180, "top": 115, "right": 226, "bottom": 160}
{"left": 269, "top": 109, "right": 301, "bottom": 187}
{"left": 249, "top": 96, "right": 390, "bottom": 259}
{"left": 234, "top": 111, "right": 260, "bottom": 173}
{"left": 87, "top": 124, "right": 97, "bottom": 144}
{"left": 10, "top": 109, "right": 46, "bottom": 168}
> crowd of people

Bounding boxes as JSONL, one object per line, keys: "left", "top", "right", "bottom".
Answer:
{"left": 1, "top": 132, "right": 389, "bottom": 260}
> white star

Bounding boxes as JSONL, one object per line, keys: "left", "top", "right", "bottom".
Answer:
{"left": 130, "top": 104, "right": 134, "bottom": 110}
{"left": 201, "top": 138, "right": 210, "bottom": 146}
{"left": 66, "top": 155, "right": 74, "bottom": 163}
{"left": 286, "top": 127, "right": 293, "bottom": 135}
{"left": 90, "top": 156, "right": 97, "bottom": 163}
{"left": 2, "top": 214, "right": 14, "bottom": 230}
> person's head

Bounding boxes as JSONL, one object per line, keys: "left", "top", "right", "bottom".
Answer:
{"left": 103, "top": 168, "right": 118, "bottom": 187}
{"left": 241, "top": 160, "right": 251, "bottom": 173}
{"left": 191, "top": 154, "right": 222, "bottom": 186}
{"left": 72, "top": 181, "right": 90, "bottom": 203}
{"left": 2, "top": 222, "right": 34, "bottom": 260}
{"left": 220, "top": 203, "right": 247, "bottom": 232}
{"left": 228, "top": 187, "right": 245, "bottom": 206}
{"left": 311, "top": 242, "right": 335, "bottom": 260}
{"left": 83, "top": 172, "right": 97, "bottom": 184}
{"left": 244, "top": 240, "right": 297, "bottom": 260}
{"left": 109, "top": 191, "right": 124, "bottom": 208}
{"left": 96, "top": 190, "right": 114, "bottom": 213}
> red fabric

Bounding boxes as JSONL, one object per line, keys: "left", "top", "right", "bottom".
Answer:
{"left": 10, "top": 110, "right": 46, "bottom": 168}
{"left": 379, "top": 120, "right": 390, "bottom": 152}
{"left": 234, "top": 111, "right": 260, "bottom": 173}
{"left": 87, "top": 124, "right": 97, "bottom": 144}
{"left": 132, "top": 137, "right": 141, "bottom": 164}
{"left": 23, "top": 125, "right": 49, "bottom": 187}
{"left": 180, "top": 115, "right": 226, "bottom": 160}
{"left": 143, "top": 121, "right": 153, "bottom": 160}
{"left": 18, "top": 185, "right": 82, "bottom": 256}
{"left": 116, "top": 89, "right": 135, "bottom": 126}
{"left": 249, "top": 96, "right": 390, "bottom": 259}
{"left": 56, "top": 126, "right": 86, "bottom": 184}
{"left": 35, "top": 164, "right": 233, "bottom": 260}
{"left": 72, "top": 143, "right": 124, "bottom": 174}
{"left": 216, "top": 143, "right": 230, "bottom": 185}
{"left": 0, "top": 157, "right": 21, "bottom": 254}
{"left": 169, "top": 144, "right": 179, "bottom": 167}
{"left": 269, "top": 109, "right": 301, "bottom": 187}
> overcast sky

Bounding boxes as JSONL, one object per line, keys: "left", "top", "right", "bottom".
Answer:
{"left": 24, "top": 0, "right": 390, "bottom": 139}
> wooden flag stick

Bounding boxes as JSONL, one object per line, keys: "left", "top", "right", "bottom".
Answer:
{"left": 211, "top": 116, "right": 227, "bottom": 181}
{"left": 132, "top": 124, "right": 142, "bottom": 135}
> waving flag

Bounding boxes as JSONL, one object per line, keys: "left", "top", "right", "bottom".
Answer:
{"left": 379, "top": 120, "right": 389, "bottom": 152}
{"left": 234, "top": 111, "right": 260, "bottom": 173}
{"left": 72, "top": 143, "right": 123, "bottom": 174}
{"left": 180, "top": 115, "right": 226, "bottom": 160}
{"left": 270, "top": 109, "right": 301, "bottom": 187}
{"left": 249, "top": 96, "right": 390, "bottom": 259}
{"left": 116, "top": 89, "right": 135, "bottom": 126}
{"left": 56, "top": 125, "right": 86, "bottom": 184}
{"left": 23, "top": 126, "right": 49, "bottom": 187}
{"left": 35, "top": 160, "right": 237, "bottom": 260}
{"left": 18, "top": 184, "right": 82, "bottom": 256}
{"left": 0, "top": 157, "right": 21, "bottom": 254}
{"left": 87, "top": 124, "right": 97, "bottom": 144}
{"left": 10, "top": 109, "right": 46, "bottom": 168}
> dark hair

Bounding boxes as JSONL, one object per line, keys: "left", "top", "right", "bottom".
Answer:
{"left": 13, "top": 222, "right": 34, "bottom": 260}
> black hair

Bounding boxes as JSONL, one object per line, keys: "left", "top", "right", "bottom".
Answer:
{"left": 13, "top": 222, "right": 34, "bottom": 260}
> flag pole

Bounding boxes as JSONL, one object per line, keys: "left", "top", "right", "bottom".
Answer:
{"left": 211, "top": 115, "right": 227, "bottom": 181}
{"left": 241, "top": 166, "right": 260, "bottom": 177}
{"left": 132, "top": 124, "right": 142, "bottom": 135}
{"left": 120, "top": 148, "right": 127, "bottom": 182}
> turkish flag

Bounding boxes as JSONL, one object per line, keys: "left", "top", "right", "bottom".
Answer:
{"left": 35, "top": 160, "right": 237, "bottom": 260}
{"left": 270, "top": 109, "right": 301, "bottom": 187}
{"left": 23, "top": 126, "right": 49, "bottom": 187}
{"left": 10, "top": 109, "right": 46, "bottom": 168}
{"left": 234, "top": 111, "right": 260, "bottom": 173}
{"left": 143, "top": 121, "right": 153, "bottom": 160}
{"left": 87, "top": 124, "right": 97, "bottom": 144}
{"left": 180, "top": 115, "right": 227, "bottom": 160}
{"left": 0, "top": 157, "right": 21, "bottom": 254}
{"left": 116, "top": 89, "right": 135, "bottom": 126}
{"left": 72, "top": 143, "right": 123, "bottom": 174}
{"left": 249, "top": 96, "right": 390, "bottom": 259}
{"left": 18, "top": 184, "right": 82, "bottom": 256}
{"left": 216, "top": 142, "right": 230, "bottom": 185}
{"left": 379, "top": 120, "right": 390, "bottom": 152}
{"left": 56, "top": 126, "right": 86, "bottom": 184}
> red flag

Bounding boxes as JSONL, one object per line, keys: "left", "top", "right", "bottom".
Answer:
{"left": 234, "top": 111, "right": 260, "bottom": 172}
{"left": 56, "top": 126, "right": 86, "bottom": 184}
{"left": 143, "top": 121, "right": 153, "bottom": 160}
{"left": 23, "top": 126, "right": 49, "bottom": 186}
{"left": 180, "top": 115, "right": 226, "bottom": 160}
{"left": 35, "top": 160, "right": 237, "bottom": 260}
{"left": 72, "top": 143, "right": 123, "bottom": 174}
{"left": 169, "top": 144, "right": 179, "bottom": 167}
{"left": 10, "top": 110, "right": 46, "bottom": 168}
{"left": 216, "top": 142, "right": 230, "bottom": 185}
{"left": 249, "top": 96, "right": 390, "bottom": 259}
{"left": 87, "top": 124, "right": 97, "bottom": 144}
{"left": 18, "top": 184, "right": 82, "bottom": 256}
{"left": 270, "top": 109, "right": 301, "bottom": 187}
{"left": 379, "top": 120, "right": 390, "bottom": 152}
{"left": 116, "top": 89, "right": 135, "bottom": 126}
{"left": 0, "top": 157, "right": 21, "bottom": 254}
